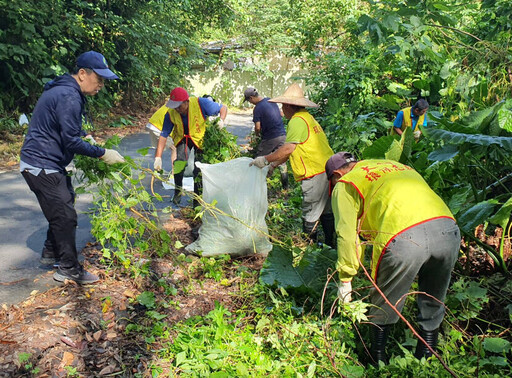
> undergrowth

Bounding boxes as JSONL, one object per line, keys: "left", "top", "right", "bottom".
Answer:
{"left": 73, "top": 136, "right": 511, "bottom": 377}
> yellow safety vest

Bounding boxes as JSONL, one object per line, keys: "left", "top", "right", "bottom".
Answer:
{"left": 333, "top": 159, "right": 454, "bottom": 279}
{"left": 390, "top": 107, "right": 426, "bottom": 135}
{"left": 148, "top": 104, "right": 170, "bottom": 131}
{"left": 288, "top": 110, "right": 333, "bottom": 181}
{"left": 169, "top": 97, "right": 207, "bottom": 149}
{"left": 400, "top": 107, "right": 425, "bottom": 131}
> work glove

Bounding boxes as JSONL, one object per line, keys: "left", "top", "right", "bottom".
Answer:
{"left": 154, "top": 157, "right": 162, "bottom": 171}
{"left": 101, "top": 149, "right": 125, "bottom": 165}
{"left": 84, "top": 134, "right": 97, "bottom": 145}
{"left": 249, "top": 156, "right": 268, "bottom": 169}
{"left": 338, "top": 281, "right": 352, "bottom": 303}
{"left": 218, "top": 118, "right": 225, "bottom": 128}
{"left": 413, "top": 130, "right": 421, "bottom": 139}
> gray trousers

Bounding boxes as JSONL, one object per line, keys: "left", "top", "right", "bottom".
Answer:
{"left": 301, "top": 173, "right": 332, "bottom": 223}
{"left": 369, "top": 217, "right": 460, "bottom": 330}
{"left": 256, "top": 135, "right": 286, "bottom": 156}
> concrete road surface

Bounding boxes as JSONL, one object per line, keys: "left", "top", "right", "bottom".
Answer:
{"left": 0, "top": 112, "right": 253, "bottom": 305}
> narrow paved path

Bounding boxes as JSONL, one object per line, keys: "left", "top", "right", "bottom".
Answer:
{"left": 0, "top": 112, "right": 253, "bottom": 305}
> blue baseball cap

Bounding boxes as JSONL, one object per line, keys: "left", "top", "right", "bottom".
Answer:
{"left": 76, "top": 51, "right": 119, "bottom": 80}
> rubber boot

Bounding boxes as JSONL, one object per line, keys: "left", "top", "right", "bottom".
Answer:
{"left": 370, "top": 324, "right": 390, "bottom": 366}
{"left": 414, "top": 328, "right": 439, "bottom": 360}
{"left": 303, "top": 220, "right": 319, "bottom": 243}
{"left": 320, "top": 213, "right": 335, "bottom": 247}
{"left": 192, "top": 177, "right": 202, "bottom": 208}
{"left": 172, "top": 171, "right": 184, "bottom": 205}
{"left": 279, "top": 164, "right": 288, "bottom": 190}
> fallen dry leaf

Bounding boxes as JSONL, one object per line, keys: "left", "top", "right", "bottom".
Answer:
{"left": 106, "top": 332, "right": 117, "bottom": 340}
{"left": 99, "top": 364, "right": 117, "bottom": 375}
{"left": 123, "top": 289, "right": 136, "bottom": 298}
{"left": 61, "top": 336, "right": 77, "bottom": 349}
{"left": 61, "top": 351, "right": 74, "bottom": 367}
{"left": 93, "top": 330, "right": 102, "bottom": 342}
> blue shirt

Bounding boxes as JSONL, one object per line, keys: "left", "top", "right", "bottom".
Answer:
{"left": 160, "top": 97, "right": 223, "bottom": 138}
{"left": 253, "top": 97, "right": 286, "bottom": 140}
{"left": 393, "top": 108, "right": 428, "bottom": 131}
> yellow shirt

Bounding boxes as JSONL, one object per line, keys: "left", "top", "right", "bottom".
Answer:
{"left": 332, "top": 159, "right": 454, "bottom": 280}
{"left": 286, "top": 110, "right": 333, "bottom": 181}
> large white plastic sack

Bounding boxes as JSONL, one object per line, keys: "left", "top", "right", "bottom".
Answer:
{"left": 185, "top": 157, "right": 273, "bottom": 257}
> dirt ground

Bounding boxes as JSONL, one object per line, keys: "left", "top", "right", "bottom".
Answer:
{"left": 0, "top": 211, "right": 265, "bottom": 377}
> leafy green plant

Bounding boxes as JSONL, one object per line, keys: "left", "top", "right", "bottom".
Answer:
{"left": 260, "top": 244, "right": 338, "bottom": 298}
{"left": 201, "top": 119, "right": 241, "bottom": 164}
{"left": 137, "top": 291, "right": 157, "bottom": 309}
{"left": 199, "top": 254, "right": 230, "bottom": 282}
{"left": 445, "top": 278, "right": 489, "bottom": 321}
{"left": 64, "top": 366, "right": 80, "bottom": 377}
{"left": 17, "top": 352, "right": 39, "bottom": 375}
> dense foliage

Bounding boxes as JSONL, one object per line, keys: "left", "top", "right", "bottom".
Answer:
{"left": 3, "top": 0, "right": 512, "bottom": 376}
{"left": 0, "top": 0, "right": 235, "bottom": 114}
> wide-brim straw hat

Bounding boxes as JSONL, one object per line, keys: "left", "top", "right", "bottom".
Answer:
{"left": 269, "top": 83, "right": 319, "bottom": 108}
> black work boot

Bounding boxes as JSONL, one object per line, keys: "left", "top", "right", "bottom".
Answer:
{"left": 303, "top": 220, "right": 319, "bottom": 243}
{"left": 370, "top": 324, "right": 390, "bottom": 366}
{"left": 320, "top": 213, "right": 335, "bottom": 247}
{"left": 414, "top": 328, "right": 439, "bottom": 360}
{"left": 279, "top": 165, "right": 288, "bottom": 190}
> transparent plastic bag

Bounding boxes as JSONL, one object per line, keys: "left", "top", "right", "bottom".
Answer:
{"left": 185, "top": 157, "right": 273, "bottom": 257}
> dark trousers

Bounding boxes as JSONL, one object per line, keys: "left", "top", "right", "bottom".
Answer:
{"left": 174, "top": 140, "right": 203, "bottom": 199}
{"left": 22, "top": 170, "right": 79, "bottom": 269}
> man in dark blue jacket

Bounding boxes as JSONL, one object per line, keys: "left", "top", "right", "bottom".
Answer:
{"left": 20, "top": 51, "right": 125, "bottom": 284}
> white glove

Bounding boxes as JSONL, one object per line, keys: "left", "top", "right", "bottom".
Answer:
{"left": 101, "top": 149, "right": 125, "bottom": 164}
{"left": 249, "top": 156, "right": 268, "bottom": 169}
{"left": 413, "top": 130, "right": 421, "bottom": 139}
{"left": 218, "top": 118, "right": 225, "bottom": 128}
{"left": 84, "top": 134, "right": 97, "bottom": 145}
{"left": 338, "top": 281, "right": 352, "bottom": 303}
{"left": 154, "top": 157, "right": 162, "bottom": 171}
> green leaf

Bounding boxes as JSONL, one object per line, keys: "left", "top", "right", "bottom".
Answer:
{"left": 497, "top": 107, "right": 512, "bottom": 132}
{"left": 362, "top": 135, "right": 396, "bottom": 159}
{"left": 482, "top": 338, "right": 511, "bottom": 353}
{"left": 423, "top": 128, "right": 512, "bottom": 151}
{"left": 137, "top": 291, "right": 156, "bottom": 309}
{"left": 175, "top": 351, "right": 187, "bottom": 366}
{"left": 440, "top": 61, "right": 458, "bottom": 80}
{"left": 137, "top": 147, "right": 150, "bottom": 156}
{"left": 489, "top": 196, "right": 512, "bottom": 228}
{"left": 146, "top": 310, "right": 167, "bottom": 320}
{"left": 428, "top": 144, "right": 459, "bottom": 161}
{"left": 384, "top": 139, "right": 403, "bottom": 161}
{"left": 259, "top": 244, "right": 338, "bottom": 296}
{"left": 457, "top": 200, "right": 499, "bottom": 233}
{"left": 460, "top": 102, "right": 503, "bottom": 133}
{"left": 410, "top": 15, "right": 422, "bottom": 28}
{"left": 174, "top": 160, "right": 187, "bottom": 174}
